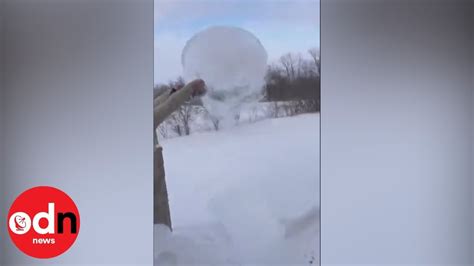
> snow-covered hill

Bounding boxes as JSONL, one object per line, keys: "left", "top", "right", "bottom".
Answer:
{"left": 155, "top": 114, "right": 320, "bottom": 265}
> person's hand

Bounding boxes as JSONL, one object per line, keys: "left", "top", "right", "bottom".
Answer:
{"left": 189, "top": 79, "right": 207, "bottom": 97}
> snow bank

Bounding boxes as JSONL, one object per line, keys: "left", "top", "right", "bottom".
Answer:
{"left": 155, "top": 114, "right": 320, "bottom": 265}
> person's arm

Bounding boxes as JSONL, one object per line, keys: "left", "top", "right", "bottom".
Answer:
{"left": 153, "top": 79, "right": 206, "bottom": 128}
{"left": 154, "top": 89, "right": 172, "bottom": 109}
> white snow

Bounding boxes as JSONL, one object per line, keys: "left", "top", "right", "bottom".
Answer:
{"left": 155, "top": 114, "right": 320, "bottom": 265}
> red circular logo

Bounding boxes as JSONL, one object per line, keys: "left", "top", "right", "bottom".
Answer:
{"left": 7, "top": 186, "right": 80, "bottom": 259}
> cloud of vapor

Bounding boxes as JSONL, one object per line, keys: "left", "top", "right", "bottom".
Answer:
{"left": 182, "top": 26, "right": 268, "bottom": 127}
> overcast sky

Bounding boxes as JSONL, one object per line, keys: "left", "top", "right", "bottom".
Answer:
{"left": 154, "top": 0, "right": 320, "bottom": 84}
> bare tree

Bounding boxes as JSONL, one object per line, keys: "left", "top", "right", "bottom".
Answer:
{"left": 269, "top": 101, "right": 281, "bottom": 118}
{"left": 308, "top": 47, "right": 320, "bottom": 76}
{"left": 158, "top": 77, "right": 198, "bottom": 137}
{"left": 169, "top": 103, "right": 194, "bottom": 136}
{"left": 299, "top": 60, "right": 317, "bottom": 78}
{"left": 265, "top": 64, "right": 289, "bottom": 101}
{"left": 280, "top": 53, "right": 297, "bottom": 81}
{"left": 171, "top": 76, "right": 186, "bottom": 89}
{"left": 158, "top": 123, "right": 169, "bottom": 138}
{"left": 296, "top": 53, "right": 304, "bottom": 79}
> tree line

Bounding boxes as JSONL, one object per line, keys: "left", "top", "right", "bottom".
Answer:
{"left": 154, "top": 47, "right": 320, "bottom": 137}
{"left": 264, "top": 47, "right": 320, "bottom": 113}
{"left": 155, "top": 47, "right": 320, "bottom": 104}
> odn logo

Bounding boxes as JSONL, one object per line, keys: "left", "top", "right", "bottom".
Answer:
{"left": 7, "top": 186, "right": 80, "bottom": 259}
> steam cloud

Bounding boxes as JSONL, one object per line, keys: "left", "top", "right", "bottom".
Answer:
{"left": 182, "top": 26, "right": 268, "bottom": 127}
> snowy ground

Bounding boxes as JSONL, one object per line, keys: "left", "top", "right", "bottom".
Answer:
{"left": 155, "top": 114, "right": 320, "bottom": 265}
